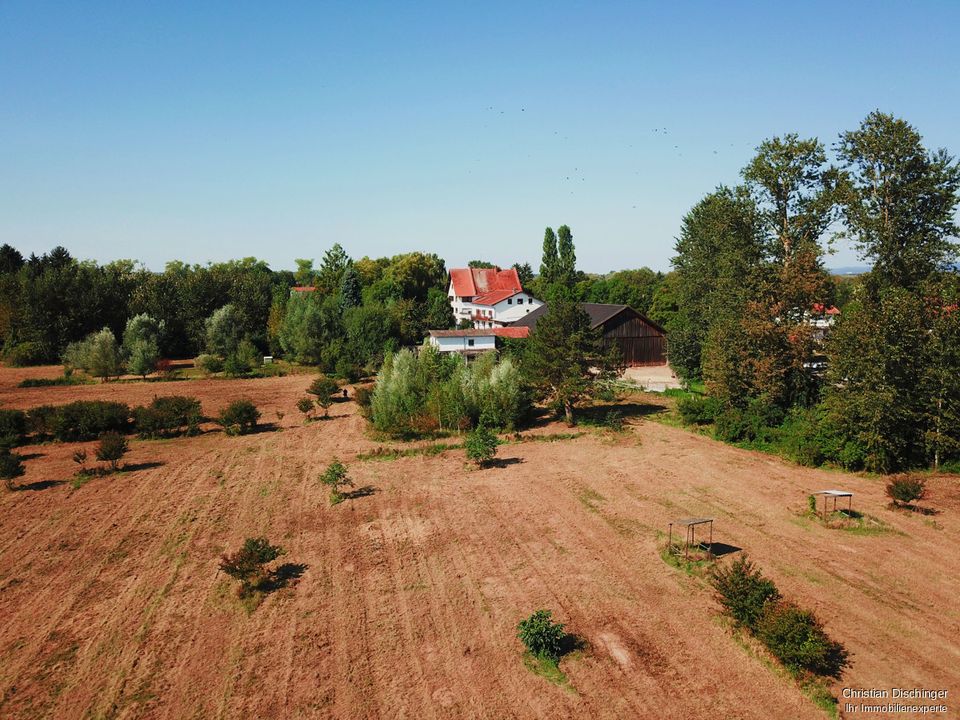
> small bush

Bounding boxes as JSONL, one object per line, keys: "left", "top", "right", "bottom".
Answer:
{"left": 711, "top": 555, "right": 780, "bottom": 630}
{"left": 3, "top": 341, "right": 47, "bottom": 367}
{"left": 217, "top": 399, "right": 260, "bottom": 436}
{"left": 465, "top": 425, "right": 500, "bottom": 467}
{"left": 196, "top": 353, "right": 224, "bottom": 374}
{"left": 0, "top": 449, "right": 26, "bottom": 490}
{"left": 517, "top": 609, "right": 565, "bottom": 662}
{"left": 72, "top": 448, "right": 89, "bottom": 473}
{"left": 0, "top": 409, "right": 27, "bottom": 448}
{"left": 886, "top": 475, "right": 926, "bottom": 506}
{"left": 713, "top": 401, "right": 783, "bottom": 444}
{"left": 26, "top": 405, "right": 57, "bottom": 441}
{"left": 224, "top": 339, "right": 261, "bottom": 377}
{"left": 308, "top": 374, "right": 339, "bottom": 417}
{"left": 219, "top": 537, "right": 284, "bottom": 597}
{"left": 18, "top": 375, "right": 87, "bottom": 388}
{"left": 677, "top": 395, "right": 720, "bottom": 425}
{"left": 52, "top": 401, "right": 130, "bottom": 442}
{"left": 756, "top": 601, "right": 848, "bottom": 677}
{"left": 95, "top": 431, "right": 129, "bottom": 472}
{"left": 319, "top": 459, "right": 354, "bottom": 505}
{"left": 296, "top": 396, "right": 315, "bottom": 419}
{"left": 134, "top": 395, "right": 202, "bottom": 438}
{"left": 353, "top": 385, "right": 374, "bottom": 418}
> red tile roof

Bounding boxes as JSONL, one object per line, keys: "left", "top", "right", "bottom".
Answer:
{"left": 449, "top": 267, "right": 523, "bottom": 298}
{"left": 493, "top": 326, "right": 530, "bottom": 339}
{"left": 473, "top": 289, "right": 520, "bottom": 305}
{"left": 291, "top": 286, "right": 316, "bottom": 292}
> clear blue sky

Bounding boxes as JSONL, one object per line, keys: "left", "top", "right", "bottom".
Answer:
{"left": 2, "top": 1, "right": 958, "bottom": 273}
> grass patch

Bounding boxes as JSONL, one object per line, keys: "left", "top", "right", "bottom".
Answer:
{"left": 69, "top": 472, "right": 95, "bottom": 490}
{"left": 356, "top": 442, "right": 462, "bottom": 461}
{"left": 577, "top": 487, "right": 605, "bottom": 513}
{"left": 521, "top": 651, "right": 576, "bottom": 693}
{"left": 508, "top": 431, "right": 585, "bottom": 443}
{"left": 658, "top": 541, "right": 715, "bottom": 577}
{"left": 802, "top": 501, "right": 895, "bottom": 536}
{"left": 18, "top": 375, "right": 91, "bottom": 388}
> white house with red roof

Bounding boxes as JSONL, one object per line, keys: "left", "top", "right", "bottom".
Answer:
{"left": 447, "top": 267, "right": 543, "bottom": 328}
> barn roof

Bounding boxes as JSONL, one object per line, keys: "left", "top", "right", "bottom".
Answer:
{"left": 449, "top": 267, "right": 523, "bottom": 297}
{"left": 511, "top": 302, "right": 666, "bottom": 335}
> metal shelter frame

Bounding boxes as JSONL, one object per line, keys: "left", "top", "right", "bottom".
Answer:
{"left": 812, "top": 490, "right": 853, "bottom": 520}
{"left": 667, "top": 517, "right": 714, "bottom": 560}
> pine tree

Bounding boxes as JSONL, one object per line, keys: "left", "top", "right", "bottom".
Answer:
{"left": 539, "top": 227, "right": 558, "bottom": 285}
{"left": 556, "top": 225, "right": 577, "bottom": 285}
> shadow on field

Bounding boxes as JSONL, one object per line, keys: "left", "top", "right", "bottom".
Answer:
{"left": 702, "top": 542, "right": 741, "bottom": 557}
{"left": 17, "top": 452, "right": 45, "bottom": 461}
{"left": 345, "top": 485, "right": 378, "bottom": 500}
{"left": 559, "top": 632, "right": 588, "bottom": 656}
{"left": 121, "top": 461, "right": 165, "bottom": 473}
{"left": 488, "top": 457, "right": 524, "bottom": 469}
{"left": 261, "top": 563, "right": 308, "bottom": 593}
{"left": 14, "top": 479, "right": 66, "bottom": 491}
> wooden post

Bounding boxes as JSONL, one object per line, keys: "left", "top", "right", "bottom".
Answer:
{"left": 708, "top": 520, "right": 713, "bottom": 558}
{"left": 668, "top": 523, "right": 673, "bottom": 555}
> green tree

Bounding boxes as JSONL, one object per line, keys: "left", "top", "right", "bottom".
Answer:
{"left": 205, "top": 304, "right": 244, "bottom": 357}
{"left": 339, "top": 263, "right": 362, "bottom": 310}
{"left": 837, "top": 111, "right": 960, "bottom": 291}
{"left": 516, "top": 610, "right": 566, "bottom": 662}
{"left": 669, "top": 187, "right": 766, "bottom": 380}
{"left": 556, "top": 225, "right": 576, "bottom": 285}
{"left": 126, "top": 340, "right": 160, "bottom": 379}
{"left": 539, "top": 227, "right": 559, "bottom": 286}
{"left": 465, "top": 424, "right": 500, "bottom": 467}
{"left": 63, "top": 327, "right": 123, "bottom": 381}
{"left": 308, "top": 374, "right": 339, "bottom": 417}
{"left": 319, "top": 459, "right": 354, "bottom": 505}
{"left": 219, "top": 537, "right": 285, "bottom": 597}
{"left": 512, "top": 262, "right": 534, "bottom": 287}
{"left": 317, "top": 244, "right": 351, "bottom": 295}
{"left": 0, "top": 449, "right": 25, "bottom": 490}
{"left": 523, "top": 299, "right": 621, "bottom": 425}
{"left": 95, "top": 431, "right": 128, "bottom": 472}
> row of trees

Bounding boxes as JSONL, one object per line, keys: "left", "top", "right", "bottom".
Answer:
{"left": 668, "top": 111, "right": 960, "bottom": 473}
{"left": 0, "top": 243, "right": 459, "bottom": 376}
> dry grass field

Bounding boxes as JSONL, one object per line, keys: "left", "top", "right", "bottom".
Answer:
{"left": 0, "top": 366, "right": 957, "bottom": 719}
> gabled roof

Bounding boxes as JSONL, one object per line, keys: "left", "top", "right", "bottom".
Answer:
{"left": 449, "top": 267, "right": 523, "bottom": 298}
{"left": 291, "top": 286, "right": 316, "bottom": 292}
{"left": 512, "top": 302, "right": 666, "bottom": 335}
{"left": 473, "top": 289, "right": 522, "bottom": 306}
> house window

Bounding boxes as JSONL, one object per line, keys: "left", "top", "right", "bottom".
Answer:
{"left": 508, "top": 299, "right": 513, "bottom": 304}
{"left": 468, "top": 339, "right": 475, "bottom": 347}
{"left": 517, "top": 298, "right": 524, "bottom": 305}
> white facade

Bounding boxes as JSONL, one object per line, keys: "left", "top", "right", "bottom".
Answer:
{"left": 447, "top": 285, "right": 543, "bottom": 328}
{"left": 428, "top": 332, "right": 496, "bottom": 354}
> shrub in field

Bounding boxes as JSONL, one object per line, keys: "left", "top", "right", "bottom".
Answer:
{"left": 296, "top": 396, "right": 315, "bottom": 420}
{"left": 205, "top": 304, "right": 244, "bottom": 357}
{"left": 886, "top": 475, "right": 926, "bottom": 506}
{"left": 126, "top": 339, "right": 160, "bottom": 379}
{"left": 465, "top": 425, "right": 500, "bottom": 468}
{"left": 517, "top": 609, "right": 565, "bottom": 662}
{"left": 95, "top": 431, "right": 129, "bottom": 472}
{"left": 224, "top": 338, "right": 261, "bottom": 377}
{"left": 3, "top": 341, "right": 46, "bottom": 367}
{"left": 196, "top": 353, "right": 224, "bottom": 375}
{"left": 755, "top": 601, "right": 848, "bottom": 677}
{"left": 62, "top": 327, "right": 123, "bottom": 381}
{"left": 677, "top": 395, "right": 720, "bottom": 425}
{"left": 0, "top": 449, "right": 26, "bottom": 490}
{"left": 217, "top": 400, "right": 260, "bottom": 436}
{"left": 711, "top": 555, "right": 780, "bottom": 630}
{"left": 0, "top": 409, "right": 27, "bottom": 448}
{"left": 219, "top": 537, "right": 285, "bottom": 597}
{"left": 52, "top": 401, "right": 130, "bottom": 442}
{"left": 308, "top": 374, "right": 339, "bottom": 417}
{"left": 72, "top": 448, "right": 89, "bottom": 474}
{"left": 134, "top": 396, "right": 202, "bottom": 438}
{"left": 353, "top": 385, "right": 373, "bottom": 411}
{"left": 319, "top": 459, "right": 354, "bottom": 505}
{"left": 25, "top": 405, "right": 57, "bottom": 442}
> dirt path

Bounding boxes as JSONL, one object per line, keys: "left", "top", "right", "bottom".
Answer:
{"left": 0, "top": 371, "right": 957, "bottom": 718}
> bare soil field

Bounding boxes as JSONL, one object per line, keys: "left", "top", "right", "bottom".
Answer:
{"left": 1, "top": 366, "right": 957, "bottom": 719}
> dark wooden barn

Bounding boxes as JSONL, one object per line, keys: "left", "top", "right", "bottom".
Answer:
{"left": 511, "top": 303, "right": 668, "bottom": 366}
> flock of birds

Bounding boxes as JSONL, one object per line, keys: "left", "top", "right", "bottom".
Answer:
{"left": 470, "top": 105, "right": 747, "bottom": 202}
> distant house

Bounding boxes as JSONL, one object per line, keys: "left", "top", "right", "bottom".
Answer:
{"left": 447, "top": 267, "right": 543, "bottom": 328}
{"left": 427, "top": 327, "right": 530, "bottom": 356}
{"left": 512, "top": 303, "right": 667, "bottom": 366}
